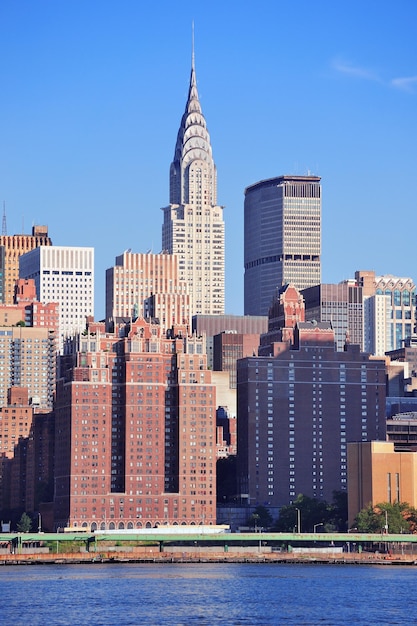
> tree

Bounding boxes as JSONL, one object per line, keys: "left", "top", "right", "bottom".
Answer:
{"left": 248, "top": 505, "right": 273, "bottom": 529}
{"left": 354, "top": 504, "right": 382, "bottom": 533}
{"left": 354, "top": 502, "right": 417, "bottom": 533}
{"left": 401, "top": 505, "right": 417, "bottom": 533}
{"left": 16, "top": 512, "right": 32, "bottom": 532}
{"left": 274, "top": 494, "right": 330, "bottom": 532}
{"left": 327, "top": 491, "right": 348, "bottom": 531}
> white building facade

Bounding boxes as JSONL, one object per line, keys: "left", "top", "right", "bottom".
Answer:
{"left": 19, "top": 246, "right": 94, "bottom": 352}
{"left": 363, "top": 293, "right": 391, "bottom": 356}
{"left": 362, "top": 274, "right": 415, "bottom": 356}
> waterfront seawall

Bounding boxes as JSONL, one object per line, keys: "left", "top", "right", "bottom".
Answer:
{"left": 1, "top": 549, "right": 416, "bottom": 566}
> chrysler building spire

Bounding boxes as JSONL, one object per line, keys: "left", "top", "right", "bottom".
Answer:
{"left": 162, "top": 40, "right": 225, "bottom": 317}
{"left": 169, "top": 40, "right": 217, "bottom": 207}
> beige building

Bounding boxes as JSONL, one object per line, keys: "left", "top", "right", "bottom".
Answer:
{"left": 0, "top": 225, "right": 52, "bottom": 305}
{"left": 161, "top": 53, "right": 225, "bottom": 317}
{"left": 105, "top": 251, "right": 190, "bottom": 333}
{"left": 347, "top": 441, "right": 417, "bottom": 526}
{"left": 0, "top": 307, "right": 24, "bottom": 327}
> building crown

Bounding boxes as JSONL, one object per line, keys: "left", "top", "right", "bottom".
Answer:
{"left": 169, "top": 46, "right": 217, "bottom": 206}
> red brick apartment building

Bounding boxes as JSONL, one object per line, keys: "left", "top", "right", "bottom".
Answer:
{"left": 54, "top": 318, "right": 217, "bottom": 530}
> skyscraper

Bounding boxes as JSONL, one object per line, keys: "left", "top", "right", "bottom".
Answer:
{"left": 244, "top": 175, "right": 321, "bottom": 316}
{"left": 162, "top": 51, "right": 225, "bottom": 317}
{"left": 19, "top": 245, "right": 94, "bottom": 352}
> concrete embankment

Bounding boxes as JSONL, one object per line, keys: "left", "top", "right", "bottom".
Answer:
{"left": 1, "top": 550, "right": 416, "bottom": 566}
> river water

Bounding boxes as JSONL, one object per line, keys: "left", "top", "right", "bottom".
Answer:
{"left": 0, "top": 562, "right": 415, "bottom": 625}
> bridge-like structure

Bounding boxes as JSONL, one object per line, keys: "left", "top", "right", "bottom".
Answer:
{"left": 1, "top": 530, "right": 415, "bottom": 553}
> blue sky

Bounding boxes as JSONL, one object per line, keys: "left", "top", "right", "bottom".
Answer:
{"left": 1, "top": 1, "right": 416, "bottom": 317}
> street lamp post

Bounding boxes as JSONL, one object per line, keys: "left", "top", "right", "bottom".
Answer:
{"left": 313, "top": 523, "right": 323, "bottom": 533}
{"left": 295, "top": 508, "right": 301, "bottom": 533}
{"left": 38, "top": 512, "right": 42, "bottom": 533}
{"left": 347, "top": 528, "right": 357, "bottom": 553}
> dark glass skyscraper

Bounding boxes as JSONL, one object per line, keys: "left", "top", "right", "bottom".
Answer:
{"left": 244, "top": 175, "right": 321, "bottom": 316}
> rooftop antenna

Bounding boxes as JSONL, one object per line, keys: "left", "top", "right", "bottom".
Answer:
{"left": 2, "top": 202, "right": 6, "bottom": 236}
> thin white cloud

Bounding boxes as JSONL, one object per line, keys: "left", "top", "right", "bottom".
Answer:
{"left": 331, "top": 58, "right": 380, "bottom": 82}
{"left": 331, "top": 58, "right": 416, "bottom": 94}
{"left": 391, "top": 76, "right": 417, "bottom": 92}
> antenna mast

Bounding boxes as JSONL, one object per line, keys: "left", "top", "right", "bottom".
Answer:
{"left": 192, "top": 21, "right": 195, "bottom": 70}
{"left": 2, "top": 202, "right": 6, "bottom": 236}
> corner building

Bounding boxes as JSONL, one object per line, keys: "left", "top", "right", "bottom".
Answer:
{"left": 347, "top": 441, "right": 417, "bottom": 526}
{"left": 0, "top": 225, "right": 52, "bottom": 305}
{"left": 237, "top": 284, "right": 386, "bottom": 510}
{"left": 162, "top": 54, "right": 225, "bottom": 316}
{"left": 244, "top": 176, "right": 321, "bottom": 316}
{"left": 54, "top": 318, "right": 216, "bottom": 530}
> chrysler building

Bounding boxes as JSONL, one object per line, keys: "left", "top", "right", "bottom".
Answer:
{"left": 162, "top": 50, "right": 225, "bottom": 316}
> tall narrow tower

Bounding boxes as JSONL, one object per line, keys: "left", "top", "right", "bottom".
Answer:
{"left": 162, "top": 47, "right": 225, "bottom": 317}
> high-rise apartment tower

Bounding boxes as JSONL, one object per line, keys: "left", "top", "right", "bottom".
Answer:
{"left": 237, "top": 284, "right": 386, "bottom": 510}
{"left": 162, "top": 52, "right": 225, "bottom": 317}
{"left": 244, "top": 175, "right": 321, "bottom": 316}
